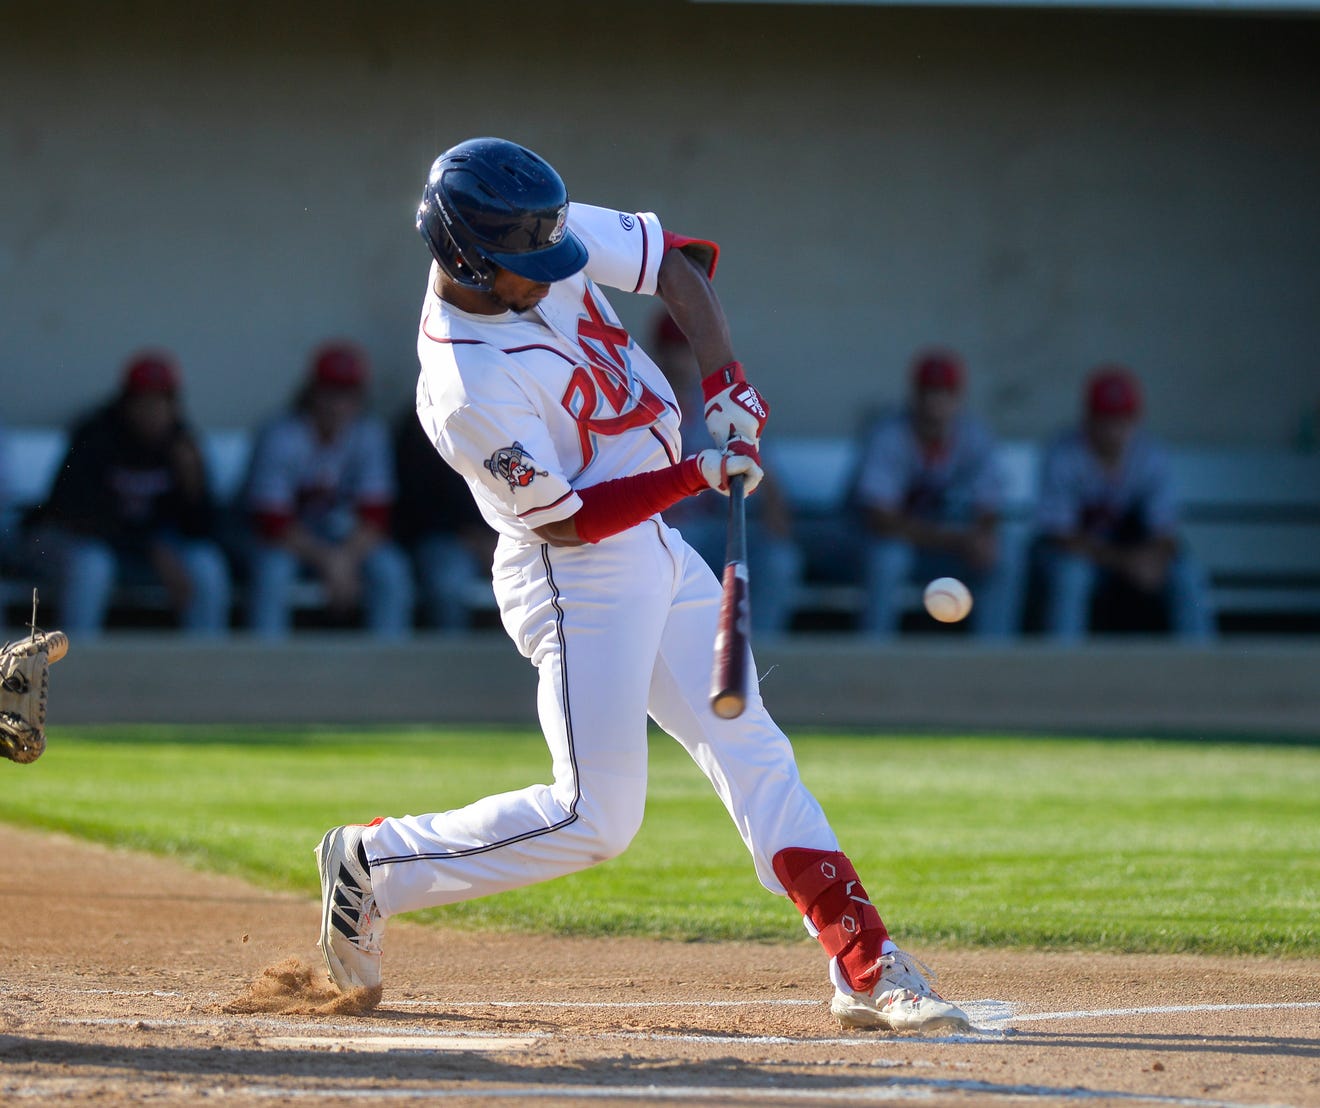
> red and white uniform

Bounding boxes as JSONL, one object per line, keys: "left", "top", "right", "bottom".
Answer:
{"left": 361, "top": 204, "right": 838, "bottom": 918}
{"left": 246, "top": 412, "right": 396, "bottom": 541}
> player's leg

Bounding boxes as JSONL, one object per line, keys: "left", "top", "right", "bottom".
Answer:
{"left": 414, "top": 534, "right": 482, "bottom": 631}
{"left": 1164, "top": 550, "right": 1216, "bottom": 641}
{"left": 247, "top": 542, "right": 296, "bottom": 637}
{"left": 321, "top": 528, "right": 677, "bottom": 991}
{"left": 360, "top": 541, "right": 415, "bottom": 638}
{"left": 748, "top": 528, "right": 804, "bottom": 634}
{"left": 57, "top": 536, "right": 118, "bottom": 636}
{"left": 860, "top": 537, "right": 914, "bottom": 637}
{"left": 1039, "top": 545, "right": 1097, "bottom": 640}
{"left": 646, "top": 525, "right": 967, "bottom": 1031}
{"left": 173, "top": 538, "right": 233, "bottom": 635}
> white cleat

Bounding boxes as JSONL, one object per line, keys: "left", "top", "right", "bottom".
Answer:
{"left": 315, "top": 825, "right": 386, "bottom": 992}
{"left": 831, "top": 949, "right": 970, "bottom": 1033}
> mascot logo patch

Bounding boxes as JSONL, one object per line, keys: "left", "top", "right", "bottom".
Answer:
{"left": 485, "top": 442, "right": 548, "bottom": 490}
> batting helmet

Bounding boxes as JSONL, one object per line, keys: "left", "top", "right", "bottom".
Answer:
{"left": 416, "top": 137, "right": 588, "bottom": 292}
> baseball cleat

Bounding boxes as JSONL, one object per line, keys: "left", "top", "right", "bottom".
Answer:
{"left": 315, "top": 825, "right": 386, "bottom": 992}
{"left": 831, "top": 949, "right": 970, "bottom": 1033}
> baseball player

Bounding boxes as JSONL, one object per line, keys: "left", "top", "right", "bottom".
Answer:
{"left": 1034, "top": 365, "right": 1215, "bottom": 639}
{"left": 243, "top": 342, "right": 414, "bottom": 638}
{"left": 852, "top": 350, "right": 1021, "bottom": 638}
{"left": 315, "top": 137, "right": 969, "bottom": 1033}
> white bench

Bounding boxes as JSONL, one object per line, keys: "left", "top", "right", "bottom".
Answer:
{"left": 769, "top": 436, "right": 1320, "bottom": 631}
{"left": 1172, "top": 449, "right": 1320, "bottom": 618}
{"left": 6, "top": 428, "right": 1320, "bottom": 632}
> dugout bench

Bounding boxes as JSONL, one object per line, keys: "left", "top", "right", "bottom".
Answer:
{"left": 3, "top": 428, "right": 1319, "bottom": 634}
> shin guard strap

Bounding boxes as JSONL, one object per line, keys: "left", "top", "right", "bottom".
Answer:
{"left": 773, "top": 847, "right": 889, "bottom": 990}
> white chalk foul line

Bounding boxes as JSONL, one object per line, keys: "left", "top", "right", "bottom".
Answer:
{"left": 996, "top": 1000, "right": 1320, "bottom": 1025}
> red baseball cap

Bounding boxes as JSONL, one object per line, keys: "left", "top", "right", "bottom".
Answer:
{"left": 911, "top": 349, "right": 965, "bottom": 393}
{"left": 122, "top": 350, "right": 180, "bottom": 395}
{"left": 1085, "top": 365, "right": 1142, "bottom": 417}
{"left": 309, "top": 341, "right": 369, "bottom": 390}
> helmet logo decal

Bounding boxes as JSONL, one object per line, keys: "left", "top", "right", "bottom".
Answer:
{"left": 548, "top": 205, "right": 568, "bottom": 245}
{"left": 484, "top": 442, "right": 549, "bottom": 490}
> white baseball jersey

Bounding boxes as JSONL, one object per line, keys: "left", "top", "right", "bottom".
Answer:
{"left": 415, "top": 204, "right": 682, "bottom": 546}
{"left": 1036, "top": 427, "right": 1179, "bottom": 541}
{"left": 852, "top": 409, "right": 1004, "bottom": 522}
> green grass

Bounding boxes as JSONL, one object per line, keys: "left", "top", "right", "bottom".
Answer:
{"left": 2, "top": 726, "right": 1316, "bottom": 956}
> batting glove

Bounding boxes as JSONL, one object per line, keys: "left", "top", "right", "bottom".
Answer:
{"left": 702, "top": 361, "right": 769, "bottom": 450}
{"left": 694, "top": 444, "right": 763, "bottom": 496}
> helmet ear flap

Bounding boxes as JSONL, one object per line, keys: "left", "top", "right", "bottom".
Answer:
{"left": 417, "top": 199, "right": 497, "bottom": 291}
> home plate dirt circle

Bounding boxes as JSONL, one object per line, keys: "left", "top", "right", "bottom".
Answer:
{"left": 2, "top": 824, "right": 1316, "bottom": 1106}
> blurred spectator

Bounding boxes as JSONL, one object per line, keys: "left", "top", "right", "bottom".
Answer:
{"left": 1032, "top": 365, "right": 1215, "bottom": 641}
{"left": 852, "top": 349, "right": 1021, "bottom": 638}
{"left": 392, "top": 402, "right": 495, "bottom": 631}
{"left": 24, "top": 351, "right": 232, "bottom": 636}
{"left": 243, "top": 341, "right": 414, "bottom": 638}
{"left": 651, "top": 313, "right": 804, "bottom": 634}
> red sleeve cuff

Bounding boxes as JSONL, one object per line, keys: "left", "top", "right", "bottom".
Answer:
{"left": 663, "top": 230, "right": 720, "bottom": 280}
{"left": 574, "top": 459, "right": 706, "bottom": 544}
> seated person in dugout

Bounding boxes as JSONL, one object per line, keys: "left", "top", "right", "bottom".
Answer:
{"left": 1032, "top": 365, "right": 1215, "bottom": 640}
{"left": 851, "top": 349, "right": 1022, "bottom": 638}
{"left": 242, "top": 341, "right": 414, "bottom": 638}
{"left": 24, "top": 351, "right": 232, "bottom": 636}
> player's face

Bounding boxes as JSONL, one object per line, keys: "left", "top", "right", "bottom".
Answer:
{"left": 123, "top": 392, "right": 177, "bottom": 444}
{"left": 912, "top": 386, "right": 960, "bottom": 439}
{"left": 1086, "top": 414, "right": 1137, "bottom": 462}
{"left": 488, "top": 267, "right": 552, "bottom": 313}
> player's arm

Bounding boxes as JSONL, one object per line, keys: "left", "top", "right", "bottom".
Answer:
{"left": 655, "top": 246, "right": 735, "bottom": 382}
{"left": 655, "top": 244, "right": 768, "bottom": 454}
{"left": 533, "top": 449, "right": 763, "bottom": 547}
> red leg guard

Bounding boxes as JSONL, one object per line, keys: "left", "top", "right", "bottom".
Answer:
{"left": 773, "top": 848, "right": 890, "bottom": 993}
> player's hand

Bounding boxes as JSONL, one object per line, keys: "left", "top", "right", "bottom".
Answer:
{"left": 702, "top": 361, "right": 769, "bottom": 449}
{"left": 694, "top": 443, "right": 763, "bottom": 496}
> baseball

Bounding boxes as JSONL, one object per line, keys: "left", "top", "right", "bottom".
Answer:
{"left": 923, "top": 577, "right": 973, "bottom": 623}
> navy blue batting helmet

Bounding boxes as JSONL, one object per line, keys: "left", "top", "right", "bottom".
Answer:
{"left": 416, "top": 137, "right": 588, "bottom": 292}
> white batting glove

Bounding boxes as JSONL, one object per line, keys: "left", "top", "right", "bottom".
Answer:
{"left": 702, "top": 361, "right": 769, "bottom": 450}
{"left": 694, "top": 445, "right": 763, "bottom": 496}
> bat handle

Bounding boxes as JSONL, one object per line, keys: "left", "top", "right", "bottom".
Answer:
{"left": 710, "top": 474, "right": 750, "bottom": 720}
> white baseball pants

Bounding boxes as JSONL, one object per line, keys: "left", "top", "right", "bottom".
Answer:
{"left": 363, "top": 518, "right": 839, "bottom": 919}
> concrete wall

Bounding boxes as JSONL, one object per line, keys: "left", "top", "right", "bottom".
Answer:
{"left": 3, "top": 1, "right": 1318, "bottom": 445}
{"left": 52, "top": 635, "right": 1320, "bottom": 736}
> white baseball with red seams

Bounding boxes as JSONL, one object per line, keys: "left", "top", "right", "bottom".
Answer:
{"left": 924, "top": 576, "right": 974, "bottom": 623}
{"left": 359, "top": 203, "right": 840, "bottom": 918}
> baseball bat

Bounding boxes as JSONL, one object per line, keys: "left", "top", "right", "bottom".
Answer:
{"left": 709, "top": 474, "right": 750, "bottom": 720}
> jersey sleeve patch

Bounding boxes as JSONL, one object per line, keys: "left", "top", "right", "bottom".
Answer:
{"left": 484, "top": 441, "right": 549, "bottom": 490}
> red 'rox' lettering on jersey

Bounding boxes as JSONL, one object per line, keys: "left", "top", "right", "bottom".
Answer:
{"left": 576, "top": 290, "right": 630, "bottom": 373}
{"left": 560, "top": 289, "right": 667, "bottom": 470}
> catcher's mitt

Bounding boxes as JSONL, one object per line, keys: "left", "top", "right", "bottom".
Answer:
{"left": 0, "top": 630, "right": 69, "bottom": 764}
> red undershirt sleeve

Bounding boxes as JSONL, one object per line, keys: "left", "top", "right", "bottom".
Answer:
{"left": 573, "top": 458, "right": 707, "bottom": 544}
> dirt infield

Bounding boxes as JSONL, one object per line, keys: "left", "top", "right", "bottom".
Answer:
{"left": 1, "top": 824, "right": 1316, "bottom": 1107}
